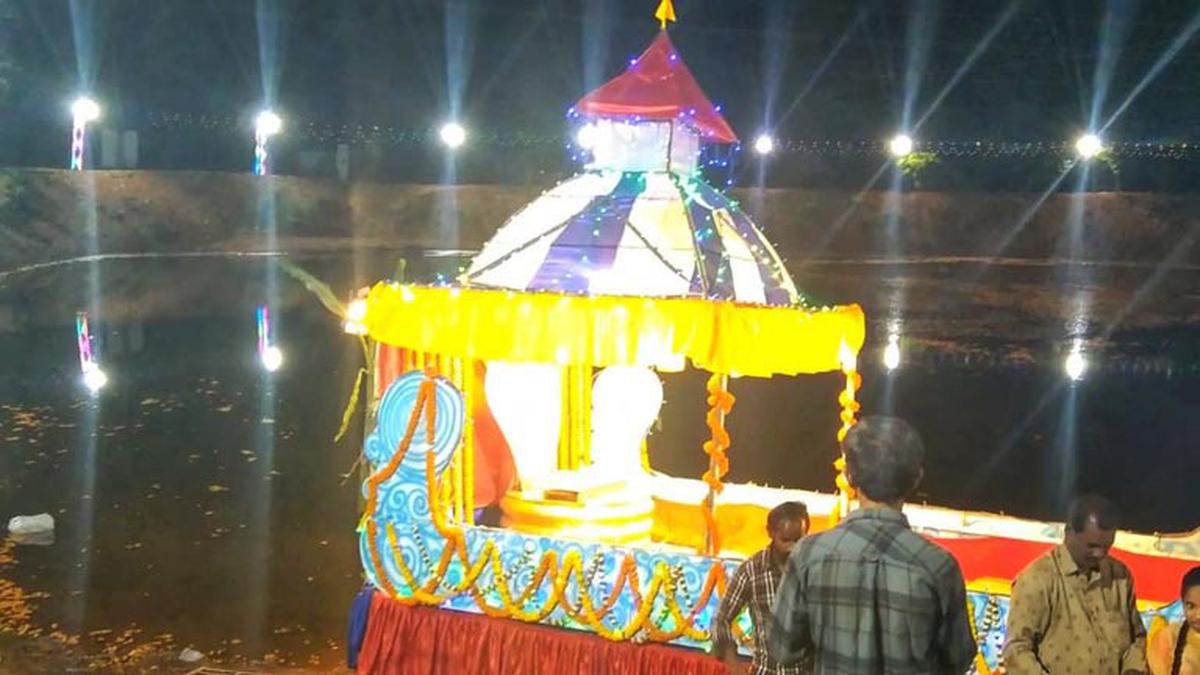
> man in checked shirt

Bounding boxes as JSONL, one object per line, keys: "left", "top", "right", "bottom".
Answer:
{"left": 767, "top": 416, "right": 977, "bottom": 674}
{"left": 711, "top": 501, "right": 812, "bottom": 675}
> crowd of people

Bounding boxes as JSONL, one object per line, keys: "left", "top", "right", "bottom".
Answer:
{"left": 710, "top": 416, "right": 1200, "bottom": 675}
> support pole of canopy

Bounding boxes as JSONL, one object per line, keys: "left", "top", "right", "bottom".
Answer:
{"left": 701, "top": 372, "right": 733, "bottom": 556}
{"left": 579, "top": 365, "right": 592, "bottom": 466}
{"left": 557, "top": 364, "right": 593, "bottom": 471}
{"left": 558, "top": 366, "right": 571, "bottom": 470}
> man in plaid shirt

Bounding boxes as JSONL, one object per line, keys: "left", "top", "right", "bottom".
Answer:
{"left": 711, "top": 501, "right": 812, "bottom": 675}
{"left": 767, "top": 417, "right": 977, "bottom": 674}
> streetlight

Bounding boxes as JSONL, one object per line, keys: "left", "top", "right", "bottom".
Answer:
{"left": 1074, "top": 133, "right": 1103, "bottom": 160}
{"left": 70, "top": 97, "right": 101, "bottom": 171}
{"left": 439, "top": 122, "right": 467, "bottom": 149}
{"left": 888, "top": 134, "right": 914, "bottom": 158}
{"left": 254, "top": 110, "right": 283, "bottom": 176}
{"left": 753, "top": 133, "right": 775, "bottom": 156}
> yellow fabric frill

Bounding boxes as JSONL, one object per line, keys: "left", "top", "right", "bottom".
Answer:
{"left": 364, "top": 283, "right": 865, "bottom": 378}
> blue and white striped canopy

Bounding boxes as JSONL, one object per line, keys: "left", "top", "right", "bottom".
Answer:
{"left": 463, "top": 171, "right": 800, "bottom": 306}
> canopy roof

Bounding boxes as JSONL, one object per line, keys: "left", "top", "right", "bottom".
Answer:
{"left": 464, "top": 171, "right": 798, "bottom": 306}
{"left": 573, "top": 32, "right": 737, "bottom": 144}
{"left": 362, "top": 283, "right": 864, "bottom": 378}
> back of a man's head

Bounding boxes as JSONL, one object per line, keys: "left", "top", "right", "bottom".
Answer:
{"left": 843, "top": 416, "right": 925, "bottom": 504}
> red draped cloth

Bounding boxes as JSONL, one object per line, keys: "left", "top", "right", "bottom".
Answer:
{"left": 931, "top": 535, "right": 1196, "bottom": 605}
{"left": 357, "top": 593, "right": 726, "bottom": 675}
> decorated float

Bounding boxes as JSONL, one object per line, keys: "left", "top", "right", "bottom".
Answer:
{"left": 343, "top": 4, "right": 1200, "bottom": 672}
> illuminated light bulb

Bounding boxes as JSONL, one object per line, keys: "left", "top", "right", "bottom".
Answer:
{"left": 72, "top": 97, "right": 101, "bottom": 124}
{"left": 888, "top": 134, "right": 914, "bottom": 158}
{"left": 439, "top": 122, "right": 467, "bottom": 149}
{"left": 589, "top": 366, "right": 663, "bottom": 481}
{"left": 1064, "top": 347, "right": 1087, "bottom": 381}
{"left": 1075, "top": 133, "right": 1103, "bottom": 160}
{"left": 346, "top": 298, "right": 368, "bottom": 322}
{"left": 255, "top": 110, "right": 283, "bottom": 138}
{"left": 753, "top": 134, "right": 775, "bottom": 155}
{"left": 260, "top": 345, "right": 284, "bottom": 372}
{"left": 343, "top": 297, "right": 368, "bottom": 335}
{"left": 883, "top": 335, "right": 901, "bottom": 371}
{"left": 576, "top": 124, "right": 598, "bottom": 150}
{"left": 484, "top": 362, "right": 562, "bottom": 488}
{"left": 82, "top": 363, "right": 108, "bottom": 394}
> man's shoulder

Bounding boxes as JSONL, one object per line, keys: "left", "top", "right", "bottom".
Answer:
{"left": 1103, "top": 554, "right": 1135, "bottom": 580}
{"left": 891, "top": 528, "right": 965, "bottom": 580}
{"left": 794, "top": 522, "right": 857, "bottom": 555}
{"left": 1013, "top": 548, "right": 1059, "bottom": 586}
{"left": 796, "top": 520, "right": 957, "bottom": 567}
{"left": 737, "top": 547, "right": 773, "bottom": 571}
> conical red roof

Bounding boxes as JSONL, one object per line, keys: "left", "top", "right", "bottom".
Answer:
{"left": 573, "top": 31, "right": 738, "bottom": 144}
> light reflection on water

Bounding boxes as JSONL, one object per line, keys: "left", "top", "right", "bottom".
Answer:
{"left": 0, "top": 252, "right": 1199, "bottom": 665}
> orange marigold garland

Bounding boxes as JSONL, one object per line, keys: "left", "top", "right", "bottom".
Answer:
{"left": 833, "top": 346, "right": 862, "bottom": 519}
{"left": 701, "top": 374, "right": 735, "bottom": 493}
{"left": 700, "top": 373, "right": 735, "bottom": 553}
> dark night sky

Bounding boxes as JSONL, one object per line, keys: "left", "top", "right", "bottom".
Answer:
{"left": 5, "top": 0, "right": 1200, "bottom": 145}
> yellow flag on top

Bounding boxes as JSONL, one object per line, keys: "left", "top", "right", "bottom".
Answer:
{"left": 655, "top": 0, "right": 677, "bottom": 29}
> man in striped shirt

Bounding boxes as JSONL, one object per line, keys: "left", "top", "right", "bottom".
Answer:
{"left": 711, "top": 501, "right": 812, "bottom": 675}
{"left": 767, "top": 416, "right": 977, "bottom": 674}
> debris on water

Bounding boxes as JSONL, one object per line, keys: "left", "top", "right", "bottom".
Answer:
{"left": 179, "top": 647, "right": 205, "bottom": 663}
{"left": 206, "top": 485, "right": 230, "bottom": 493}
{"left": 8, "top": 513, "right": 54, "bottom": 535}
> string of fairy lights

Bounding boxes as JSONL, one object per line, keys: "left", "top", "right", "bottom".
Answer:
{"left": 52, "top": 107, "right": 1196, "bottom": 161}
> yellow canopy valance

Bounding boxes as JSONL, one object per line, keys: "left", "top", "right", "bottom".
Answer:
{"left": 364, "top": 283, "right": 865, "bottom": 378}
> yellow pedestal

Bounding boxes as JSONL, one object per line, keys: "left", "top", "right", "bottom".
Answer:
{"left": 500, "top": 488, "right": 654, "bottom": 545}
